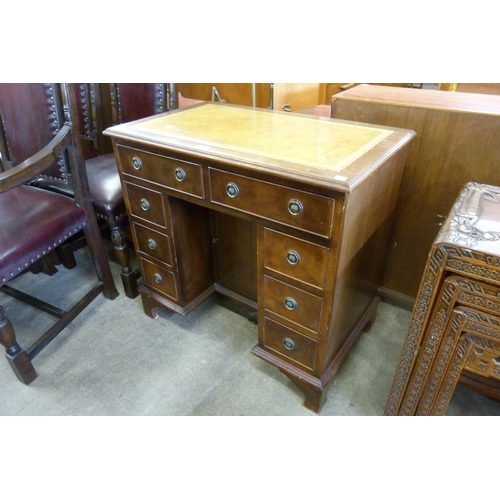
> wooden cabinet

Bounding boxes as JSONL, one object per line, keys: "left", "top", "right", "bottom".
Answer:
{"left": 440, "top": 83, "right": 500, "bottom": 95}
{"left": 105, "top": 103, "right": 414, "bottom": 412}
{"left": 324, "top": 83, "right": 410, "bottom": 103}
{"left": 331, "top": 84, "right": 500, "bottom": 301}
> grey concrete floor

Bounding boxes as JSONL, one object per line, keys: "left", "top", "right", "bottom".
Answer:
{"left": 1, "top": 244, "right": 499, "bottom": 417}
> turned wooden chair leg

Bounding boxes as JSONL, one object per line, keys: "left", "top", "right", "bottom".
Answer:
{"left": 40, "top": 252, "right": 60, "bottom": 275}
{"left": 0, "top": 305, "right": 37, "bottom": 384}
{"left": 109, "top": 221, "right": 139, "bottom": 299}
{"left": 57, "top": 244, "right": 78, "bottom": 269}
{"left": 30, "top": 252, "right": 60, "bottom": 276}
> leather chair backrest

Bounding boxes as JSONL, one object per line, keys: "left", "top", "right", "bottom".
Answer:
{"left": 0, "top": 83, "right": 68, "bottom": 183}
{"left": 110, "top": 83, "right": 169, "bottom": 124}
{"left": 0, "top": 83, "right": 174, "bottom": 184}
{"left": 73, "top": 83, "right": 102, "bottom": 160}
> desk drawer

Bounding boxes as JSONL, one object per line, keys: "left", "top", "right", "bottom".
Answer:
{"left": 264, "top": 276, "right": 323, "bottom": 333}
{"left": 118, "top": 145, "right": 204, "bottom": 199}
{"left": 262, "top": 318, "right": 317, "bottom": 372}
{"left": 209, "top": 168, "right": 334, "bottom": 237}
{"left": 125, "top": 182, "right": 167, "bottom": 229}
{"left": 140, "top": 257, "right": 178, "bottom": 300}
{"left": 133, "top": 223, "right": 172, "bottom": 265}
{"left": 263, "top": 228, "right": 329, "bottom": 290}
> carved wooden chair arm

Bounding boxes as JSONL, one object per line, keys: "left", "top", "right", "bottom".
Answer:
{"left": 0, "top": 123, "right": 71, "bottom": 193}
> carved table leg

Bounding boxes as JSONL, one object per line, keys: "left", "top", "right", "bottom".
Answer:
{"left": 426, "top": 308, "right": 500, "bottom": 415}
{"left": 110, "top": 221, "right": 139, "bottom": 299}
{"left": 431, "top": 334, "right": 477, "bottom": 415}
{"left": 398, "top": 278, "right": 462, "bottom": 415}
{"left": 384, "top": 245, "right": 449, "bottom": 415}
{"left": 0, "top": 306, "right": 37, "bottom": 384}
{"left": 57, "top": 244, "right": 78, "bottom": 269}
{"left": 415, "top": 310, "right": 466, "bottom": 415}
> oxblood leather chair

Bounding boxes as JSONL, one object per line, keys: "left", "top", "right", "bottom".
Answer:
{"left": 70, "top": 83, "right": 173, "bottom": 298}
{"left": 0, "top": 83, "right": 118, "bottom": 384}
{"left": 109, "top": 83, "right": 171, "bottom": 123}
{"left": 0, "top": 83, "right": 171, "bottom": 299}
{"left": 85, "top": 83, "right": 171, "bottom": 298}
{"left": 73, "top": 83, "right": 107, "bottom": 160}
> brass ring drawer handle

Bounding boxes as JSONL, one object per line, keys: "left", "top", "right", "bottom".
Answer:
{"left": 288, "top": 199, "right": 303, "bottom": 216}
{"left": 140, "top": 198, "right": 150, "bottom": 211}
{"left": 286, "top": 250, "right": 300, "bottom": 265}
{"left": 284, "top": 297, "right": 297, "bottom": 311}
{"left": 132, "top": 156, "right": 142, "bottom": 170}
{"left": 154, "top": 273, "right": 163, "bottom": 284}
{"left": 147, "top": 238, "right": 157, "bottom": 250}
{"left": 283, "top": 338, "right": 296, "bottom": 350}
{"left": 175, "top": 168, "right": 186, "bottom": 182}
{"left": 226, "top": 182, "right": 239, "bottom": 198}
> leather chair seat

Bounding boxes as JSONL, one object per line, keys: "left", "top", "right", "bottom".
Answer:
{"left": 85, "top": 154, "right": 126, "bottom": 224}
{"left": 0, "top": 185, "right": 86, "bottom": 284}
{"left": 34, "top": 153, "right": 126, "bottom": 225}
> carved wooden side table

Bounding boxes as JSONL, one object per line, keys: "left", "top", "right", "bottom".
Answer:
{"left": 385, "top": 182, "right": 500, "bottom": 415}
{"left": 424, "top": 306, "right": 500, "bottom": 415}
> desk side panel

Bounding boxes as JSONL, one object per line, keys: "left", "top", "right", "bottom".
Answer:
{"left": 322, "top": 146, "right": 409, "bottom": 369}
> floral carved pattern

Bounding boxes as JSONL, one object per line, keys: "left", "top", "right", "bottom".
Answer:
{"left": 443, "top": 182, "right": 500, "bottom": 247}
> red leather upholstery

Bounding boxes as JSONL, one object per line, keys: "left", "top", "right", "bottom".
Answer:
{"left": 0, "top": 185, "right": 86, "bottom": 284}
{"left": 35, "top": 153, "right": 126, "bottom": 225}
{"left": 0, "top": 83, "right": 168, "bottom": 300}
{"left": 0, "top": 84, "right": 118, "bottom": 385}
{"left": 114, "top": 83, "right": 165, "bottom": 123}
{"left": 85, "top": 153, "right": 126, "bottom": 224}
{"left": 0, "top": 84, "right": 64, "bottom": 179}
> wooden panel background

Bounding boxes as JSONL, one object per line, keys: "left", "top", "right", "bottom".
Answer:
{"left": 176, "top": 83, "right": 328, "bottom": 110}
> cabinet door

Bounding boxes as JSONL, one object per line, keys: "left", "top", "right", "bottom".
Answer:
{"left": 210, "top": 212, "right": 257, "bottom": 302}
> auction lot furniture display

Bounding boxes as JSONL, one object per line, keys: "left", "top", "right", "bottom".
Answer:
{"left": 105, "top": 103, "right": 414, "bottom": 412}
{"left": 385, "top": 182, "right": 500, "bottom": 415}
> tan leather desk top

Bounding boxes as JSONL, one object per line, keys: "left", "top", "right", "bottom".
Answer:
{"left": 132, "top": 104, "right": 392, "bottom": 174}
{"left": 105, "top": 103, "right": 416, "bottom": 193}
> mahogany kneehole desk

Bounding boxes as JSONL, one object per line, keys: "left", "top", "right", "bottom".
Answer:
{"left": 105, "top": 103, "right": 414, "bottom": 413}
